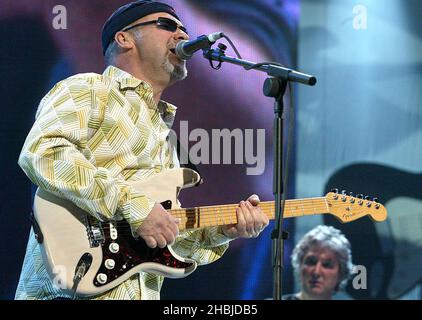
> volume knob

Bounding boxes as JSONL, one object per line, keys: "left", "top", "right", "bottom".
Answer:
{"left": 97, "top": 273, "right": 107, "bottom": 284}
{"left": 109, "top": 242, "right": 120, "bottom": 253}
{"left": 105, "top": 259, "right": 115, "bottom": 270}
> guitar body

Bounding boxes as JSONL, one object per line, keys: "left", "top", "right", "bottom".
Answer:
{"left": 33, "top": 168, "right": 201, "bottom": 297}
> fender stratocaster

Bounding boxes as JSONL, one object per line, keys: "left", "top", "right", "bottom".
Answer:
{"left": 33, "top": 168, "right": 387, "bottom": 297}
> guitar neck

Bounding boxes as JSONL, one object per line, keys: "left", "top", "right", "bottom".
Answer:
{"left": 170, "top": 197, "right": 330, "bottom": 232}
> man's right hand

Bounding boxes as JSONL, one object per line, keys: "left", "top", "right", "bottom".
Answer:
{"left": 136, "top": 203, "right": 180, "bottom": 249}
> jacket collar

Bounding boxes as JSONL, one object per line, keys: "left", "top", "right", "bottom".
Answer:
{"left": 102, "top": 65, "right": 177, "bottom": 123}
{"left": 103, "top": 65, "right": 148, "bottom": 91}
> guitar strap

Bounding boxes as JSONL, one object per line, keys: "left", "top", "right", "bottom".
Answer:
{"left": 29, "top": 210, "right": 43, "bottom": 244}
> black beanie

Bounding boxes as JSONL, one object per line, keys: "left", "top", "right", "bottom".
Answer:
{"left": 101, "top": 0, "right": 180, "bottom": 55}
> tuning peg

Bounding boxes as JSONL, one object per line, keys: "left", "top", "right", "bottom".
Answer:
{"left": 349, "top": 192, "right": 354, "bottom": 197}
{"left": 365, "top": 195, "right": 371, "bottom": 201}
{"left": 373, "top": 197, "right": 381, "bottom": 209}
{"left": 356, "top": 194, "right": 364, "bottom": 205}
{"left": 341, "top": 190, "right": 347, "bottom": 195}
{"left": 331, "top": 188, "right": 339, "bottom": 194}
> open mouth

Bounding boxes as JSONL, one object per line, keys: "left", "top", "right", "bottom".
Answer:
{"left": 168, "top": 48, "right": 185, "bottom": 63}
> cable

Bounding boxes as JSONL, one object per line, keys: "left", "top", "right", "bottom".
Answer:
{"left": 71, "top": 253, "right": 93, "bottom": 300}
{"left": 222, "top": 34, "right": 242, "bottom": 59}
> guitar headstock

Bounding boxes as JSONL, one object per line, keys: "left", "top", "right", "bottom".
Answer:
{"left": 325, "top": 189, "right": 387, "bottom": 223}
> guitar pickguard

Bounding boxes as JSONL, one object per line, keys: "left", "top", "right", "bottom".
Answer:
{"left": 94, "top": 219, "right": 194, "bottom": 287}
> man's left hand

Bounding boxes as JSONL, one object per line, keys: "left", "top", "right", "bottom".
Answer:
{"left": 221, "top": 194, "right": 269, "bottom": 239}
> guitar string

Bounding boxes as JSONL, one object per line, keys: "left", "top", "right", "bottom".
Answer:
{"left": 99, "top": 203, "right": 331, "bottom": 230}
{"left": 98, "top": 202, "right": 377, "bottom": 235}
{"left": 102, "top": 198, "right": 376, "bottom": 218}
{"left": 108, "top": 198, "right": 376, "bottom": 223}
{"left": 98, "top": 199, "right": 377, "bottom": 227}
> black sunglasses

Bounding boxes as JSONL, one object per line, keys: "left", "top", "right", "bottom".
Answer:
{"left": 122, "top": 17, "right": 188, "bottom": 35}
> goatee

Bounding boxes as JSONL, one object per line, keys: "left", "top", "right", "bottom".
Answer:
{"left": 163, "top": 57, "right": 187, "bottom": 83}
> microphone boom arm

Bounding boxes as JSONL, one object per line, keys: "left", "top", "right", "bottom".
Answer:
{"left": 203, "top": 48, "right": 316, "bottom": 86}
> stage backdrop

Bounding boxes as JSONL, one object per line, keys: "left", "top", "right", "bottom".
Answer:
{"left": 0, "top": 0, "right": 298, "bottom": 299}
{"left": 296, "top": 0, "right": 422, "bottom": 299}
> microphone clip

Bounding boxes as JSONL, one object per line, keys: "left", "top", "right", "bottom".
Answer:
{"left": 206, "top": 43, "right": 227, "bottom": 70}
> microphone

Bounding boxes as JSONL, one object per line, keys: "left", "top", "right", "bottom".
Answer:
{"left": 174, "top": 32, "right": 224, "bottom": 60}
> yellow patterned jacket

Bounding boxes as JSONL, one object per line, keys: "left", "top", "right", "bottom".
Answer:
{"left": 16, "top": 65, "right": 231, "bottom": 300}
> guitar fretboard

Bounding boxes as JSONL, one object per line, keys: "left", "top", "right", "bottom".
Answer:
{"left": 170, "top": 198, "right": 329, "bottom": 231}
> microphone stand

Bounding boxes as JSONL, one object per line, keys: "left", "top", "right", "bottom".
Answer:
{"left": 202, "top": 45, "right": 316, "bottom": 300}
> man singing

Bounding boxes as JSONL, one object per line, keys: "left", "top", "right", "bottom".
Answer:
{"left": 16, "top": 0, "right": 269, "bottom": 300}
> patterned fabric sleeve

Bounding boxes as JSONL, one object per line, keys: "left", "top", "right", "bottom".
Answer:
{"left": 171, "top": 226, "right": 233, "bottom": 265}
{"left": 17, "top": 78, "right": 155, "bottom": 234}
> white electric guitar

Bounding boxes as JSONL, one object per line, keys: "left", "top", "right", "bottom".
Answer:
{"left": 32, "top": 168, "right": 387, "bottom": 297}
